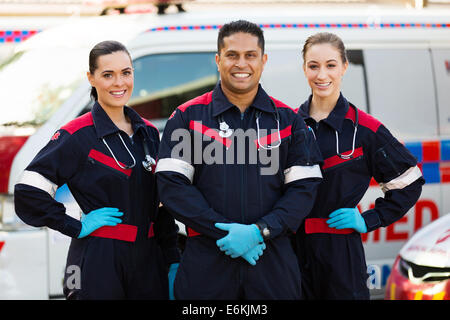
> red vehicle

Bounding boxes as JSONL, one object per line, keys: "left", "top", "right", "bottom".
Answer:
{"left": 386, "top": 213, "right": 450, "bottom": 300}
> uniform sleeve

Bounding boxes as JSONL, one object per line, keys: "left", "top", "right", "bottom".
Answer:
{"left": 153, "top": 205, "right": 181, "bottom": 266}
{"left": 257, "top": 113, "right": 323, "bottom": 238}
{"left": 155, "top": 108, "right": 231, "bottom": 240}
{"left": 14, "top": 129, "right": 83, "bottom": 238}
{"left": 362, "top": 124, "right": 425, "bottom": 232}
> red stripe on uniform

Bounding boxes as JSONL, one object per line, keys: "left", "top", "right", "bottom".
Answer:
{"left": 254, "top": 125, "right": 292, "bottom": 149}
{"left": 189, "top": 120, "right": 232, "bottom": 148}
{"left": 90, "top": 223, "right": 137, "bottom": 242}
{"left": 178, "top": 91, "right": 213, "bottom": 112}
{"left": 61, "top": 112, "right": 94, "bottom": 135}
{"left": 305, "top": 218, "right": 354, "bottom": 234}
{"left": 0, "top": 241, "right": 4, "bottom": 252}
{"left": 270, "top": 96, "right": 295, "bottom": 112}
{"left": 141, "top": 117, "right": 158, "bottom": 132}
{"left": 345, "top": 106, "right": 381, "bottom": 133}
{"left": 88, "top": 149, "right": 132, "bottom": 176}
{"left": 187, "top": 227, "right": 201, "bottom": 237}
{"left": 148, "top": 222, "right": 155, "bottom": 238}
{"left": 322, "top": 147, "right": 364, "bottom": 170}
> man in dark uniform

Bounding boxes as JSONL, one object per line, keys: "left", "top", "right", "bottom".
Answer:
{"left": 156, "top": 20, "right": 323, "bottom": 299}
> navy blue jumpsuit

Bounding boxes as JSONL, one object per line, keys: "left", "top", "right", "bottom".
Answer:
{"left": 156, "top": 83, "right": 323, "bottom": 299}
{"left": 14, "top": 102, "right": 180, "bottom": 299}
{"left": 294, "top": 93, "right": 425, "bottom": 299}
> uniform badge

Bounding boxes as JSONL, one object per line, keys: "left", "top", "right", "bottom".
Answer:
{"left": 219, "top": 120, "right": 233, "bottom": 138}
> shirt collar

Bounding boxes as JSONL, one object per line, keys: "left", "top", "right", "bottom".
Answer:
{"left": 298, "top": 92, "right": 350, "bottom": 133}
{"left": 91, "top": 101, "right": 147, "bottom": 138}
{"left": 211, "top": 82, "right": 275, "bottom": 117}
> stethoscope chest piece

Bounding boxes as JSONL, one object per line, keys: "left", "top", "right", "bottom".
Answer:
{"left": 142, "top": 155, "right": 156, "bottom": 172}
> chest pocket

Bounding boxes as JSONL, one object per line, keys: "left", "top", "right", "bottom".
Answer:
{"left": 322, "top": 146, "right": 365, "bottom": 173}
{"left": 87, "top": 149, "right": 132, "bottom": 179}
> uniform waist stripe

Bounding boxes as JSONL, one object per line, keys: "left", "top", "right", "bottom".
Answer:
{"left": 305, "top": 218, "right": 354, "bottom": 234}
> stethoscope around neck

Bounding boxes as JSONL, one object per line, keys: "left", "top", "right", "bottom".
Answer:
{"left": 102, "top": 132, "right": 156, "bottom": 172}
{"left": 333, "top": 103, "right": 359, "bottom": 160}
{"left": 217, "top": 105, "right": 282, "bottom": 150}
{"left": 308, "top": 103, "right": 359, "bottom": 159}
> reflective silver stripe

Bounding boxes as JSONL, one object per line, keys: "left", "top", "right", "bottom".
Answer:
{"left": 18, "top": 170, "right": 58, "bottom": 198}
{"left": 284, "top": 164, "right": 322, "bottom": 184}
{"left": 380, "top": 165, "right": 423, "bottom": 193}
{"left": 155, "top": 158, "right": 195, "bottom": 184}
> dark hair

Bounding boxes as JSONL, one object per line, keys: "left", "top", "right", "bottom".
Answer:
{"left": 217, "top": 20, "right": 265, "bottom": 55}
{"left": 302, "top": 32, "right": 347, "bottom": 64}
{"left": 88, "top": 40, "right": 131, "bottom": 101}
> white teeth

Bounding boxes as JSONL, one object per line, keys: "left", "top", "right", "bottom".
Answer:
{"left": 111, "top": 90, "right": 125, "bottom": 96}
{"left": 316, "top": 82, "right": 331, "bottom": 87}
{"left": 234, "top": 73, "right": 250, "bottom": 78}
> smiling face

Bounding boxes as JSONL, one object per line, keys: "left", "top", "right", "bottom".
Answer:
{"left": 87, "top": 50, "right": 133, "bottom": 110}
{"left": 215, "top": 32, "right": 267, "bottom": 98}
{"left": 303, "top": 42, "right": 348, "bottom": 101}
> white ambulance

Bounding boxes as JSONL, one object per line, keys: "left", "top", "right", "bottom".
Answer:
{"left": 0, "top": 5, "right": 449, "bottom": 299}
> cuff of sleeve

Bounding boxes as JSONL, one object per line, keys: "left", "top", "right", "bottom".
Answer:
{"left": 62, "top": 215, "right": 82, "bottom": 238}
{"left": 362, "top": 209, "right": 382, "bottom": 233}
{"left": 257, "top": 216, "right": 282, "bottom": 240}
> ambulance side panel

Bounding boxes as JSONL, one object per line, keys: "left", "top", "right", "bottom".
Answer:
{"left": 363, "top": 49, "right": 438, "bottom": 139}
{"left": 432, "top": 49, "right": 450, "bottom": 136}
{"left": 431, "top": 48, "right": 450, "bottom": 229}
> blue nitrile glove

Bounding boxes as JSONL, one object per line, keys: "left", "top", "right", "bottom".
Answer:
{"left": 168, "top": 263, "right": 179, "bottom": 300}
{"left": 77, "top": 207, "right": 123, "bottom": 239}
{"left": 326, "top": 207, "right": 367, "bottom": 233}
{"left": 241, "top": 242, "right": 266, "bottom": 266}
{"left": 215, "top": 223, "right": 263, "bottom": 257}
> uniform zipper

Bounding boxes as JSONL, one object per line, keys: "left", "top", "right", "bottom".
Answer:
{"left": 239, "top": 111, "right": 246, "bottom": 287}
{"left": 240, "top": 111, "right": 245, "bottom": 223}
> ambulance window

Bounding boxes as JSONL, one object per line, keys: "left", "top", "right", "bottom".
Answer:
{"left": 363, "top": 49, "right": 438, "bottom": 139}
{"left": 130, "top": 52, "right": 218, "bottom": 129}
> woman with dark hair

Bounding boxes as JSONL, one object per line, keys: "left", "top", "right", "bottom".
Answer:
{"left": 14, "top": 40, "right": 180, "bottom": 299}
{"left": 294, "top": 32, "right": 424, "bottom": 299}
